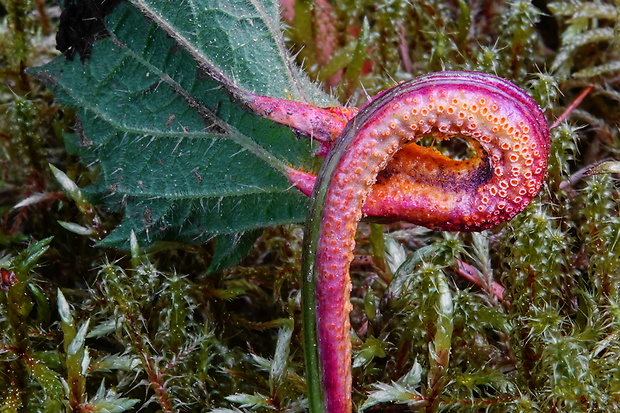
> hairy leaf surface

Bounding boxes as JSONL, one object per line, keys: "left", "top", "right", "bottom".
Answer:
{"left": 31, "top": 0, "right": 331, "bottom": 249}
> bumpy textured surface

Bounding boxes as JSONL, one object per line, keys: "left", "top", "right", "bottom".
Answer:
{"left": 361, "top": 75, "right": 550, "bottom": 230}
{"left": 310, "top": 72, "right": 549, "bottom": 412}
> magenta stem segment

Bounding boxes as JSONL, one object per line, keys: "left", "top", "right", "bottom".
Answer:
{"left": 302, "top": 71, "right": 549, "bottom": 413}
{"left": 246, "top": 94, "right": 358, "bottom": 156}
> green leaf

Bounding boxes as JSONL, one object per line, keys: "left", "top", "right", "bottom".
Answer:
{"left": 12, "top": 237, "right": 53, "bottom": 277}
{"left": 269, "top": 320, "right": 294, "bottom": 393}
{"left": 361, "top": 381, "right": 427, "bottom": 410}
{"left": 552, "top": 28, "right": 615, "bottom": 73}
{"left": 548, "top": 2, "right": 618, "bottom": 19}
{"left": 207, "top": 229, "right": 263, "bottom": 273}
{"left": 58, "top": 221, "right": 97, "bottom": 236}
{"left": 50, "top": 164, "right": 83, "bottom": 205}
{"left": 384, "top": 236, "right": 407, "bottom": 275}
{"left": 585, "top": 160, "right": 620, "bottom": 176}
{"left": 360, "top": 361, "right": 426, "bottom": 411}
{"left": 352, "top": 336, "right": 388, "bottom": 369}
{"left": 87, "top": 318, "right": 119, "bottom": 339}
{"left": 67, "top": 319, "right": 90, "bottom": 358}
{"left": 130, "top": 0, "right": 331, "bottom": 104}
{"left": 29, "top": 0, "right": 331, "bottom": 249}
{"left": 26, "top": 358, "right": 65, "bottom": 411}
{"left": 91, "top": 354, "right": 141, "bottom": 373}
{"left": 87, "top": 381, "right": 140, "bottom": 413}
{"left": 574, "top": 60, "right": 620, "bottom": 78}
{"left": 386, "top": 243, "right": 445, "bottom": 298}
{"left": 225, "top": 392, "right": 272, "bottom": 409}
{"left": 57, "top": 288, "right": 74, "bottom": 327}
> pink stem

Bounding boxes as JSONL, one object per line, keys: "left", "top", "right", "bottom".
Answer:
{"left": 246, "top": 94, "right": 357, "bottom": 156}
{"left": 305, "top": 71, "right": 549, "bottom": 412}
{"left": 550, "top": 86, "right": 593, "bottom": 129}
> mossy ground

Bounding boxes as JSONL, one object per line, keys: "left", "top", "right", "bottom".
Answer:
{"left": 1, "top": 0, "right": 620, "bottom": 411}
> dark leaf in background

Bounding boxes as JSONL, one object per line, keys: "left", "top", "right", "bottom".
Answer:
{"left": 56, "top": 0, "right": 126, "bottom": 61}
